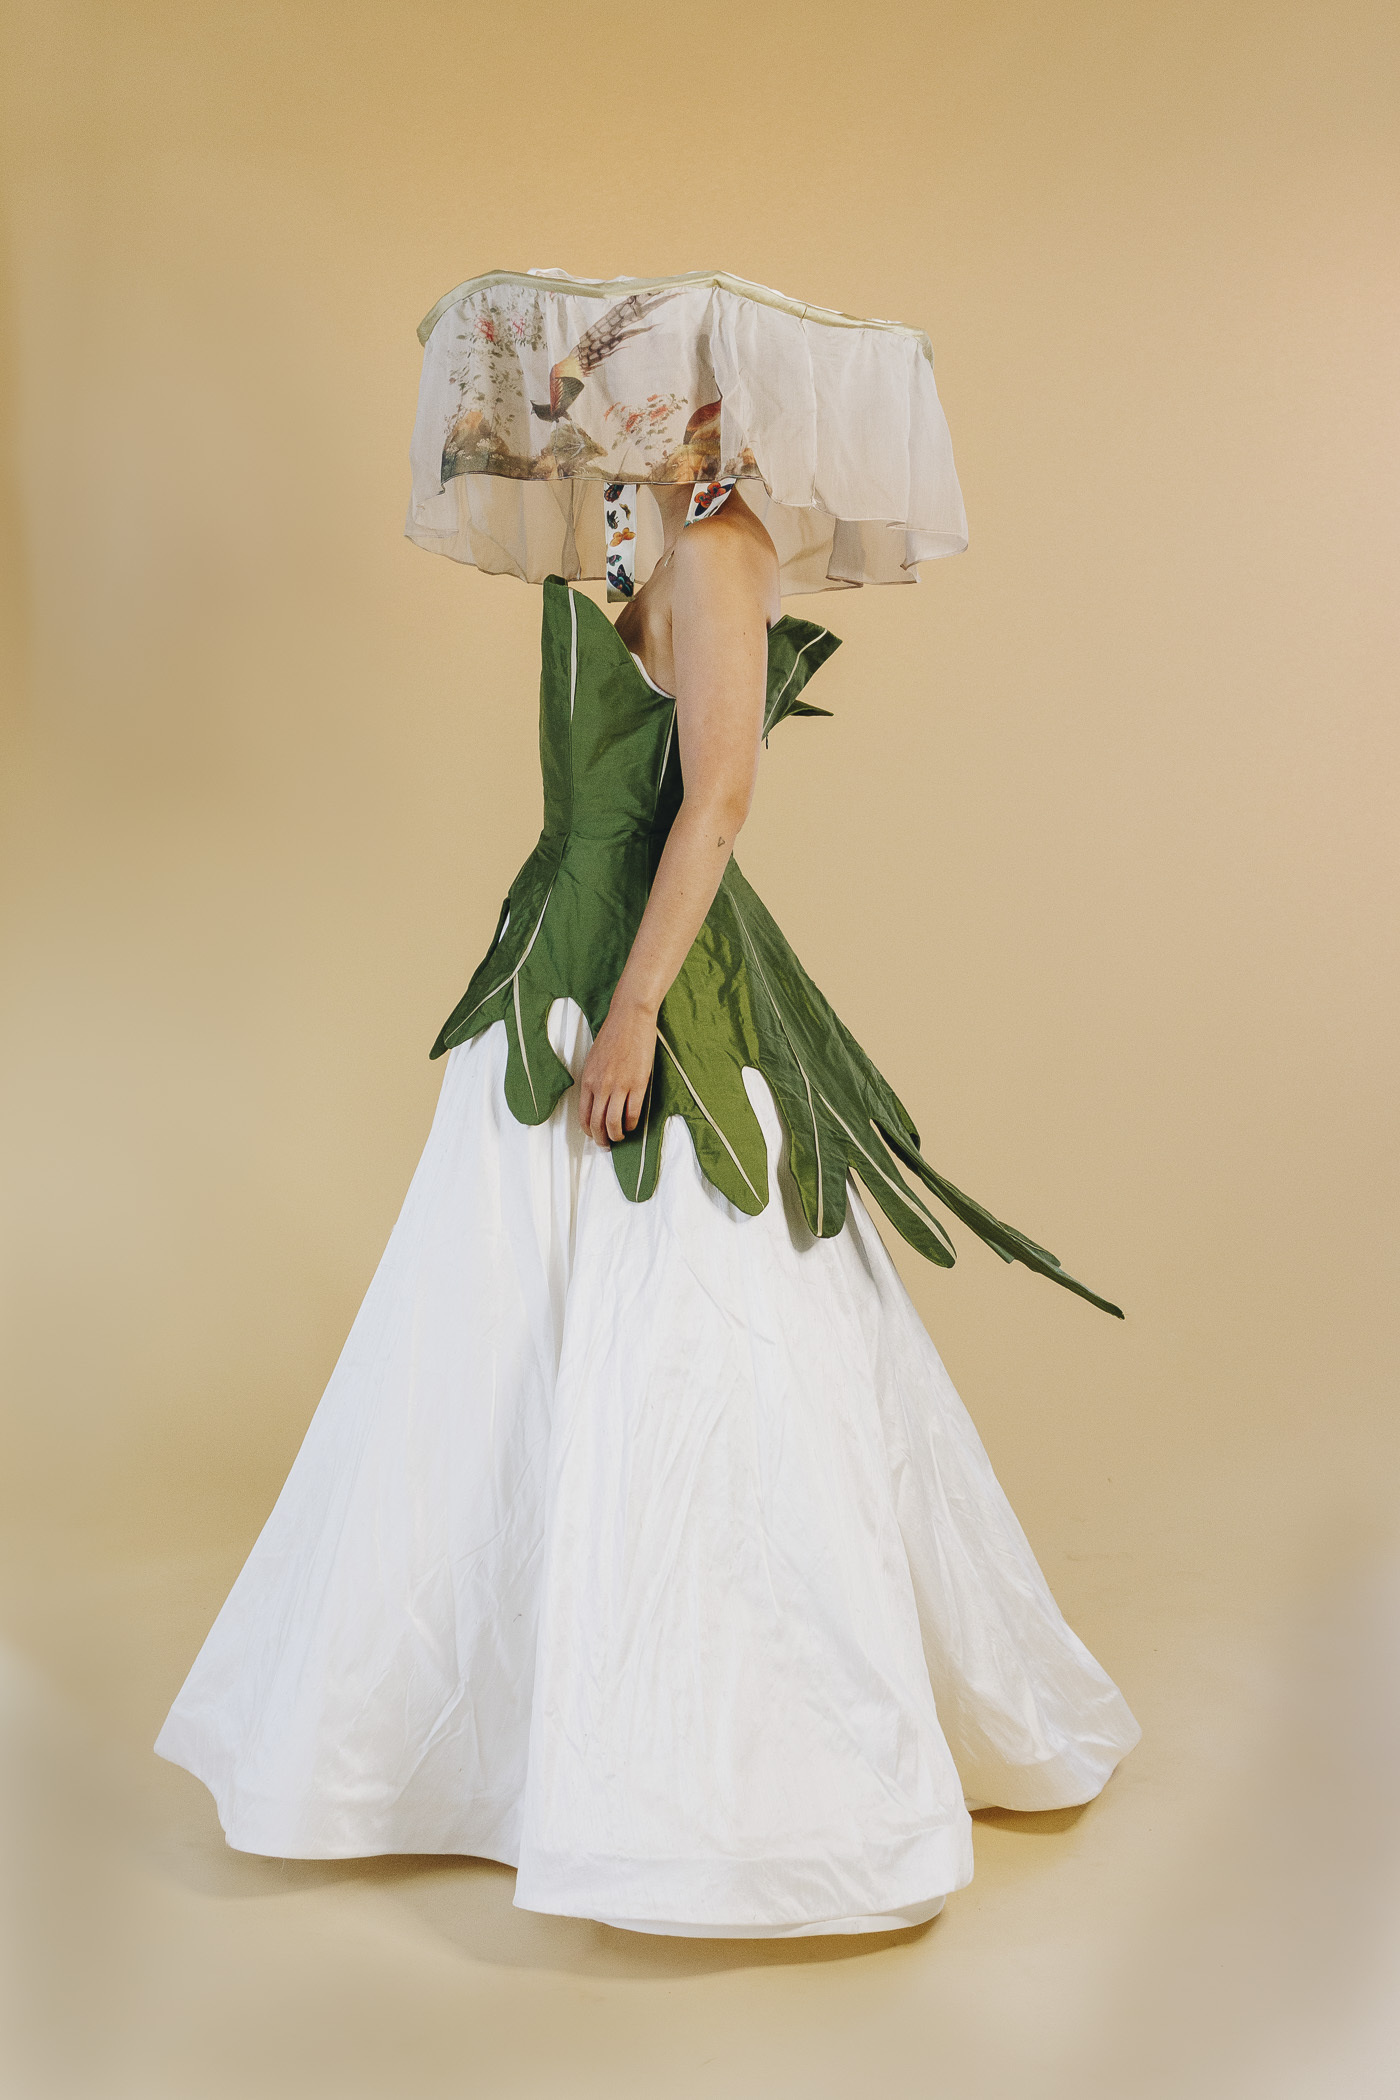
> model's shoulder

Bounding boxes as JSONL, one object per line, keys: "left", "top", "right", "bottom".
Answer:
{"left": 671, "top": 502, "right": 777, "bottom": 585}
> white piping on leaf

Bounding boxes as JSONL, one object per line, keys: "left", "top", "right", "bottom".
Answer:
{"left": 726, "top": 891, "right": 824, "bottom": 1233}
{"left": 656, "top": 1028, "right": 763, "bottom": 1206}
{"left": 626, "top": 1059, "right": 655, "bottom": 1199}
{"left": 513, "top": 971, "right": 538, "bottom": 1113}
{"left": 815, "top": 1085, "right": 956, "bottom": 1259}
{"left": 568, "top": 588, "right": 578, "bottom": 719}
{"left": 762, "top": 634, "right": 826, "bottom": 738}
{"left": 452, "top": 880, "right": 555, "bottom": 1035}
{"left": 654, "top": 706, "right": 676, "bottom": 815}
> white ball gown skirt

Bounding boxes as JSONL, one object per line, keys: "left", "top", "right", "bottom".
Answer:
{"left": 156, "top": 1001, "right": 1140, "bottom": 1937}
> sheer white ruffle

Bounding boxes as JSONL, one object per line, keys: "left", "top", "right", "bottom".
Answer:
{"left": 404, "top": 271, "right": 968, "bottom": 595}
{"left": 157, "top": 1003, "right": 1138, "bottom": 1936}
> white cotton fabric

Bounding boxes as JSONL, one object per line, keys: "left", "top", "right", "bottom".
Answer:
{"left": 156, "top": 1003, "right": 1139, "bottom": 1937}
{"left": 404, "top": 270, "right": 969, "bottom": 596}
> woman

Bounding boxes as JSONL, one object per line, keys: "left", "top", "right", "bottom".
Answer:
{"left": 157, "top": 272, "right": 1139, "bottom": 1938}
{"left": 580, "top": 480, "right": 778, "bottom": 1147}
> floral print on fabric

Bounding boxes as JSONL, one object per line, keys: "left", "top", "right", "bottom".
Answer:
{"left": 408, "top": 268, "right": 973, "bottom": 592}
{"left": 434, "top": 284, "right": 762, "bottom": 491}
{"left": 529, "top": 289, "right": 688, "bottom": 424}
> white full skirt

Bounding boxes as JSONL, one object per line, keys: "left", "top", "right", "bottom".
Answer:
{"left": 156, "top": 1002, "right": 1139, "bottom": 1937}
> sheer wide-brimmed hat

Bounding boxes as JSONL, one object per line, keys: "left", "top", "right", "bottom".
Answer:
{"left": 405, "top": 268, "right": 968, "bottom": 597}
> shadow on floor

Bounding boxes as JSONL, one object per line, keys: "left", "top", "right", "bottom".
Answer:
{"left": 147, "top": 1775, "right": 1113, "bottom": 1978}
{"left": 971, "top": 1803, "right": 1088, "bottom": 1837}
{"left": 149, "top": 1767, "right": 949, "bottom": 1977}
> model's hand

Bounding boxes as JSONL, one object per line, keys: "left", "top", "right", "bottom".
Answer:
{"left": 578, "top": 999, "right": 657, "bottom": 1147}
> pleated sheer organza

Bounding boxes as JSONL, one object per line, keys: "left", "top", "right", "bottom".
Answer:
{"left": 405, "top": 268, "right": 969, "bottom": 596}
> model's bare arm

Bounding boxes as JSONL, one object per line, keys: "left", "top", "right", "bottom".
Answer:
{"left": 577, "top": 531, "right": 775, "bottom": 1146}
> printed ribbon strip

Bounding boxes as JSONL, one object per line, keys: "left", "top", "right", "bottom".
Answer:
{"left": 686, "top": 479, "right": 736, "bottom": 525}
{"left": 605, "top": 480, "right": 738, "bottom": 601}
{"left": 604, "top": 483, "right": 638, "bottom": 600}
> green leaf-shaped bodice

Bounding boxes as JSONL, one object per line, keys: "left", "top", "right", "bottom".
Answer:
{"left": 431, "top": 578, "right": 1121, "bottom": 1317}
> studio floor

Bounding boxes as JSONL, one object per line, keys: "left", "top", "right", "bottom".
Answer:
{"left": 6, "top": 1391, "right": 1397, "bottom": 2100}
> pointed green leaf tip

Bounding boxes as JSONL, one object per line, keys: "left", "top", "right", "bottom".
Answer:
{"left": 431, "top": 579, "right": 1123, "bottom": 1319}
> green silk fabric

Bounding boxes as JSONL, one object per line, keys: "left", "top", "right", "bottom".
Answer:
{"left": 432, "top": 578, "right": 1122, "bottom": 1318}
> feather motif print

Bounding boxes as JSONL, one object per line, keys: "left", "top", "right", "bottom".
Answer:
{"left": 531, "top": 287, "right": 689, "bottom": 421}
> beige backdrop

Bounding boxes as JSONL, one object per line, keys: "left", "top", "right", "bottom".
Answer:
{"left": 3, "top": 1, "right": 1398, "bottom": 2095}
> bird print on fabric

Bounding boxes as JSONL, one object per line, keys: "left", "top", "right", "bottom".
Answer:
{"left": 531, "top": 288, "right": 689, "bottom": 422}
{"left": 437, "top": 287, "right": 763, "bottom": 490}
